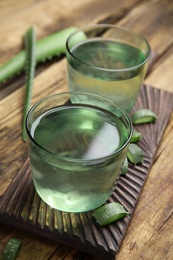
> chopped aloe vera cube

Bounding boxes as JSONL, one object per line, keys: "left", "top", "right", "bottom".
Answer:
{"left": 93, "top": 202, "right": 129, "bottom": 226}
{"left": 0, "top": 238, "right": 22, "bottom": 260}
{"left": 127, "top": 143, "right": 143, "bottom": 165}
{"left": 121, "top": 157, "right": 128, "bottom": 175}
{"left": 130, "top": 130, "right": 142, "bottom": 143}
{"left": 131, "top": 109, "right": 157, "bottom": 124}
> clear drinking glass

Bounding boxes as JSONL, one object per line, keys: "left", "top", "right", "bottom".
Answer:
{"left": 66, "top": 24, "right": 151, "bottom": 113}
{"left": 26, "top": 91, "right": 132, "bottom": 212}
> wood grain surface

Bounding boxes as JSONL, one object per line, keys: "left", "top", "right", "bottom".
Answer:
{"left": 0, "top": 0, "right": 173, "bottom": 259}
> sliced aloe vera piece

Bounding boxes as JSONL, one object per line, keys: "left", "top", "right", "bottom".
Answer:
{"left": 127, "top": 143, "right": 143, "bottom": 165}
{"left": 130, "top": 130, "right": 142, "bottom": 143}
{"left": 93, "top": 202, "right": 129, "bottom": 226}
{"left": 121, "top": 157, "right": 128, "bottom": 175}
{"left": 0, "top": 238, "right": 22, "bottom": 260}
{"left": 131, "top": 109, "right": 157, "bottom": 124}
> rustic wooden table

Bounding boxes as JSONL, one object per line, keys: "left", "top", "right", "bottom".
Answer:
{"left": 0, "top": 0, "right": 173, "bottom": 259}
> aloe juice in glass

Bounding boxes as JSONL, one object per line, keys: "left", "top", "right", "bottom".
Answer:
{"left": 26, "top": 92, "right": 132, "bottom": 213}
{"left": 66, "top": 24, "right": 151, "bottom": 113}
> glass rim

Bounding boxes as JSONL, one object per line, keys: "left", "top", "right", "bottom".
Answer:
{"left": 66, "top": 23, "right": 151, "bottom": 73}
{"left": 26, "top": 91, "right": 133, "bottom": 164}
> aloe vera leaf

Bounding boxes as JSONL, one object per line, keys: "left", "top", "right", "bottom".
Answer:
{"left": 130, "top": 130, "right": 142, "bottom": 143}
{"left": 121, "top": 157, "right": 128, "bottom": 175}
{"left": 22, "top": 27, "right": 36, "bottom": 142}
{"left": 0, "top": 238, "right": 22, "bottom": 260}
{"left": 0, "top": 27, "right": 77, "bottom": 82}
{"left": 127, "top": 143, "right": 143, "bottom": 165}
{"left": 0, "top": 51, "right": 25, "bottom": 82}
{"left": 93, "top": 202, "right": 129, "bottom": 226}
{"left": 131, "top": 109, "right": 157, "bottom": 124}
{"left": 36, "top": 26, "right": 79, "bottom": 61}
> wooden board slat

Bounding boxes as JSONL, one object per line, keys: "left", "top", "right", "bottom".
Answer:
{"left": 0, "top": 85, "right": 172, "bottom": 259}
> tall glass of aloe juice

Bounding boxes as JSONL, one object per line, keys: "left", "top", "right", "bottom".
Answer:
{"left": 66, "top": 24, "right": 151, "bottom": 113}
{"left": 26, "top": 92, "right": 132, "bottom": 213}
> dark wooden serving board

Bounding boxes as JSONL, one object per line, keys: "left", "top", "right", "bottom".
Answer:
{"left": 0, "top": 85, "right": 173, "bottom": 259}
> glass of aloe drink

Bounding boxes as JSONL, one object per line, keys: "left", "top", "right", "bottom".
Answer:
{"left": 26, "top": 92, "right": 132, "bottom": 212}
{"left": 66, "top": 24, "right": 151, "bottom": 113}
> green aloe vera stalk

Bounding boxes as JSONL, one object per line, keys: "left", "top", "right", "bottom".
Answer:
{"left": 0, "top": 27, "right": 80, "bottom": 82}
{"left": 127, "top": 143, "right": 143, "bottom": 165}
{"left": 130, "top": 130, "right": 142, "bottom": 143}
{"left": 0, "top": 238, "right": 22, "bottom": 260}
{"left": 93, "top": 202, "right": 129, "bottom": 226}
{"left": 131, "top": 109, "right": 157, "bottom": 124}
{"left": 121, "top": 157, "right": 128, "bottom": 175}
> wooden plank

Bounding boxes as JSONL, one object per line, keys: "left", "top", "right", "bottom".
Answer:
{"left": 117, "top": 0, "right": 173, "bottom": 54}
{"left": 145, "top": 45, "right": 173, "bottom": 92}
{"left": 117, "top": 45, "right": 173, "bottom": 260}
{"left": 115, "top": 2, "right": 173, "bottom": 259}
{"left": 117, "top": 115, "right": 173, "bottom": 260}
{"left": 0, "top": 0, "right": 140, "bottom": 65}
{"left": 0, "top": 0, "right": 37, "bottom": 18}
